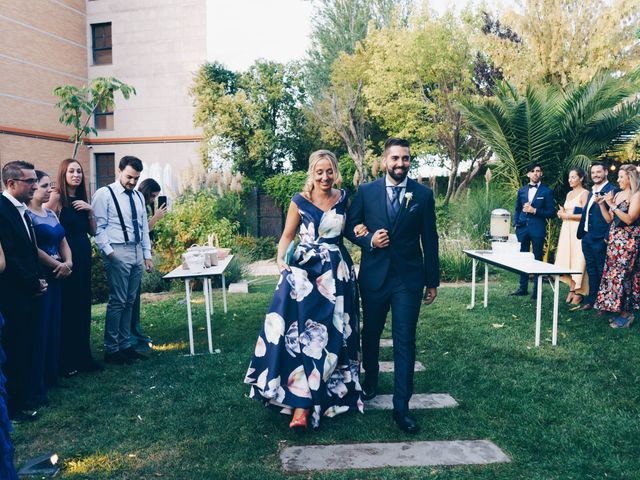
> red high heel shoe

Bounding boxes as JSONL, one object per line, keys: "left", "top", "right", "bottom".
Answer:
{"left": 289, "top": 408, "right": 308, "bottom": 429}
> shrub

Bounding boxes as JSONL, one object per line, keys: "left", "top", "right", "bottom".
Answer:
{"left": 263, "top": 171, "right": 307, "bottom": 207}
{"left": 153, "top": 189, "right": 241, "bottom": 273}
{"left": 233, "top": 235, "right": 277, "bottom": 261}
{"left": 141, "top": 263, "right": 168, "bottom": 293}
{"left": 91, "top": 241, "right": 109, "bottom": 304}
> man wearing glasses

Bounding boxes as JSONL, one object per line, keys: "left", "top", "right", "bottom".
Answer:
{"left": 0, "top": 161, "right": 47, "bottom": 422}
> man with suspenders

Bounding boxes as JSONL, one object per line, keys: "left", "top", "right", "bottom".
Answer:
{"left": 93, "top": 156, "right": 153, "bottom": 365}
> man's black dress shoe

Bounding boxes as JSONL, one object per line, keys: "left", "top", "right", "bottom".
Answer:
{"left": 361, "top": 385, "right": 377, "bottom": 401}
{"left": 104, "top": 351, "right": 133, "bottom": 365}
{"left": 121, "top": 347, "right": 148, "bottom": 361}
{"left": 510, "top": 289, "right": 528, "bottom": 296}
{"left": 392, "top": 410, "right": 419, "bottom": 433}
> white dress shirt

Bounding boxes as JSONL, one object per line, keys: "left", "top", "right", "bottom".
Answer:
{"left": 92, "top": 181, "right": 152, "bottom": 259}
{"left": 385, "top": 175, "right": 408, "bottom": 204}
{"left": 583, "top": 181, "right": 609, "bottom": 233}
{"left": 2, "top": 190, "right": 31, "bottom": 237}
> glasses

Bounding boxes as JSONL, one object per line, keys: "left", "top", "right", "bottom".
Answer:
{"left": 11, "top": 178, "right": 38, "bottom": 185}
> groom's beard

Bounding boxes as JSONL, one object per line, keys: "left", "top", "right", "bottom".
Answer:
{"left": 387, "top": 166, "right": 408, "bottom": 183}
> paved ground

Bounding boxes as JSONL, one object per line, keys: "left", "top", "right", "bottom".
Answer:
{"left": 365, "top": 393, "right": 458, "bottom": 410}
{"left": 281, "top": 440, "right": 511, "bottom": 472}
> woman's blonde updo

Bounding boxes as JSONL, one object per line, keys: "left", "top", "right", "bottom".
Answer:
{"left": 302, "top": 150, "right": 342, "bottom": 199}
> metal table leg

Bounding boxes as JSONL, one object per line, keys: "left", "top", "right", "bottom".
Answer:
{"left": 469, "top": 258, "right": 477, "bottom": 309}
{"left": 203, "top": 277, "right": 213, "bottom": 354}
{"left": 185, "top": 279, "right": 194, "bottom": 355}
{"left": 483, "top": 263, "right": 489, "bottom": 308}
{"left": 535, "top": 275, "right": 543, "bottom": 346}
{"left": 221, "top": 272, "right": 228, "bottom": 314}
{"left": 552, "top": 275, "right": 559, "bottom": 346}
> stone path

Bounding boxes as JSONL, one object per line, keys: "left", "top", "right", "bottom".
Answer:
{"left": 281, "top": 440, "right": 510, "bottom": 472}
{"left": 379, "top": 361, "right": 425, "bottom": 372}
{"left": 277, "top": 279, "right": 509, "bottom": 474}
{"left": 365, "top": 393, "right": 458, "bottom": 410}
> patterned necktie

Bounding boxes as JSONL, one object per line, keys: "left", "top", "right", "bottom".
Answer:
{"left": 125, "top": 190, "right": 141, "bottom": 243}
{"left": 389, "top": 186, "right": 401, "bottom": 218}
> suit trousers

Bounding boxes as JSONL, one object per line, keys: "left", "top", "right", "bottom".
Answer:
{"left": 581, "top": 235, "right": 608, "bottom": 305}
{"left": 1, "top": 302, "right": 37, "bottom": 416}
{"left": 361, "top": 270, "right": 422, "bottom": 414}
{"left": 102, "top": 243, "right": 143, "bottom": 353}
{"left": 516, "top": 228, "right": 545, "bottom": 293}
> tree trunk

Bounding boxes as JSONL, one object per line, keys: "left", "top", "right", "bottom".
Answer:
{"left": 452, "top": 147, "right": 491, "bottom": 199}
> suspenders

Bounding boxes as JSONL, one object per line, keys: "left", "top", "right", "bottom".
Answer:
{"left": 106, "top": 186, "right": 143, "bottom": 243}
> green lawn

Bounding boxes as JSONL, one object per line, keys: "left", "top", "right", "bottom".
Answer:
{"left": 13, "top": 272, "right": 639, "bottom": 479}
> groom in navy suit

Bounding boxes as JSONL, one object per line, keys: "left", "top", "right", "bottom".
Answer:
{"left": 346, "top": 138, "right": 439, "bottom": 433}
{"left": 511, "top": 163, "right": 556, "bottom": 298}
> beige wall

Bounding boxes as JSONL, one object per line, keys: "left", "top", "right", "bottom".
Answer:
{"left": 0, "top": 0, "right": 89, "bottom": 180}
{"left": 86, "top": 0, "right": 206, "bottom": 190}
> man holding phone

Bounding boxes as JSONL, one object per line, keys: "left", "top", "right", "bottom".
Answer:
{"left": 577, "top": 162, "right": 615, "bottom": 311}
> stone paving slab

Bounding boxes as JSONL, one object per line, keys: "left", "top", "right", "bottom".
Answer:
{"left": 281, "top": 440, "right": 510, "bottom": 471}
{"left": 365, "top": 393, "right": 458, "bottom": 410}
{"left": 380, "top": 338, "right": 393, "bottom": 347}
{"left": 379, "top": 361, "right": 425, "bottom": 372}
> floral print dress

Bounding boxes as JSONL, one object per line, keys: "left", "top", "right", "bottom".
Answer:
{"left": 244, "top": 190, "right": 363, "bottom": 428}
{"left": 595, "top": 200, "right": 640, "bottom": 313}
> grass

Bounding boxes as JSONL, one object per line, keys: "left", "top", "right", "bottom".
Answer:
{"left": 12, "top": 272, "right": 640, "bottom": 479}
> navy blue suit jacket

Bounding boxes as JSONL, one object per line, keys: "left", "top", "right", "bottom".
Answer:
{"left": 345, "top": 178, "right": 440, "bottom": 292}
{"left": 577, "top": 182, "right": 616, "bottom": 240}
{"left": 513, "top": 183, "right": 556, "bottom": 237}
{"left": 0, "top": 195, "right": 41, "bottom": 316}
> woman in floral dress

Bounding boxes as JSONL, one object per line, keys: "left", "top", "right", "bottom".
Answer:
{"left": 244, "top": 150, "right": 366, "bottom": 429}
{"left": 594, "top": 165, "right": 640, "bottom": 328}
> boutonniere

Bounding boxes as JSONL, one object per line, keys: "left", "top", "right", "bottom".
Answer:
{"left": 404, "top": 192, "right": 413, "bottom": 208}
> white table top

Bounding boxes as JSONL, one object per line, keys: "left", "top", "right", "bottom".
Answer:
{"left": 163, "top": 255, "right": 234, "bottom": 279}
{"left": 463, "top": 250, "right": 581, "bottom": 276}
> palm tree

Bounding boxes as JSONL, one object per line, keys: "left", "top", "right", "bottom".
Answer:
{"left": 460, "top": 69, "right": 640, "bottom": 199}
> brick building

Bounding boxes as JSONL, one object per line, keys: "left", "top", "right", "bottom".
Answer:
{"left": 0, "top": 0, "right": 205, "bottom": 195}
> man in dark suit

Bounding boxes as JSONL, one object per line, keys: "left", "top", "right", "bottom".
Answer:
{"left": 346, "top": 138, "right": 439, "bottom": 433}
{"left": 0, "top": 161, "right": 47, "bottom": 421}
{"left": 577, "top": 161, "right": 615, "bottom": 311}
{"left": 511, "top": 163, "right": 556, "bottom": 298}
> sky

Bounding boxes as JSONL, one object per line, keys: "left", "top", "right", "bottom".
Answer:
{"left": 206, "top": 0, "right": 516, "bottom": 72}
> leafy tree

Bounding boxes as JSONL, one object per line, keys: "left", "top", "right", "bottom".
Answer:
{"left": 53, "top": 77, "right": 136, "bottom": 158}
{"left": 479, "top": 0, "right": 640, "bottom": 89}
{"left": 191, "top": 61, "right": 319, "bottom": 184}
{"left": 305, "top": 0, "right": 413, "bottom": 99}
{"left": 460, "top": 69, "right": 640, "bottom": 198}
{"left": 363, "top": 12, "right": 488, "bottom": 203}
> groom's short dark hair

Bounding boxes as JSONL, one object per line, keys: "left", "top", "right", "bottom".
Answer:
{"left": 384, "top": 138, "right": 410, "bottom": 152}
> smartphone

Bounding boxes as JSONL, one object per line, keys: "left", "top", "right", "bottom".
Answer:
{"left": 157, "top": 195, "right": 167, "bottom": 209}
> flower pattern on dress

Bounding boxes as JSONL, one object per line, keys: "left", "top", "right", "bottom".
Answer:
{"left": 318, "top": 209, "right": 344, "bottom": 238}
{"left": 299, "top": 320, "right": 328, "bottom": 359}
{"left": 287, "top": 267, "right": 313, "bottom": 301}
{"left": 595, "top": 202, "right": 640, "bottom": 313}
{"left": 264, "top": 312, "right": 285, "bottom": 345}
{"left": 244, "top": 190, "right": 363, "bottom": 427}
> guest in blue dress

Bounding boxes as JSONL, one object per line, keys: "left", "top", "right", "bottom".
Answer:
{"left": 27, "top": 171, "right": 73, "bottom": 407}
{"left": 245, "top": 150, "right": 367, "bottom": 430}
{"left": 0, "top": 242, "right": 19, "bottom": 479}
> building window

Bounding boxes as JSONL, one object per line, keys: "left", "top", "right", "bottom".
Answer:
{"left": 94, "top": 103, "right": 114, "bottom": 130}
{"left": 95, "top": 153, "right": 115, "bottom": 188}
{"left": 91, "top": 23, "right": 112, "bottom": 65}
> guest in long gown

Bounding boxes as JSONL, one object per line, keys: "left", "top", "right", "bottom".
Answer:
{"left": 244, "top": 150, "right": 367, "bottom": 430}
{"left": 50, "top": 159, "right": 102, "bottom": 375}
{"left": 595, "top": 165, "right": 640, "bottom": 328}
{"left": 27, "top": 171, "right": 73, "bottom": 407}
{"left": 129, "top": 178, "right": 167, "bottom": 352}
{"left": 0, "top": 242, "right": 19, "bottom": 479}
{"left": 554, "top": 167, "right": 589, "bottom": 306}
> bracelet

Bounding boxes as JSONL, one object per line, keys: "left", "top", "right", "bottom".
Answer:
{"left": 610, "top": 206, "right": 618, "bottom": 212}
{"left": 88, "top": 215, "right": 96, "bottom": 220}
